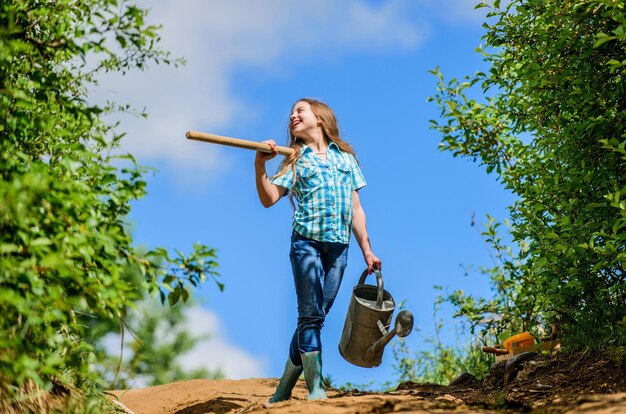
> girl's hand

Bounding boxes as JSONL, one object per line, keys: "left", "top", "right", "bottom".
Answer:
{"left": 255, "top": 140, "right": 279, "bottom": 164}
{"left": 365, "top": 252, "right": 382, "bottom": 274}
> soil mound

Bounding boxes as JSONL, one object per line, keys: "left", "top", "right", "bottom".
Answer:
{"left": 110, "top": 351, "right": 625, "bottom": 413}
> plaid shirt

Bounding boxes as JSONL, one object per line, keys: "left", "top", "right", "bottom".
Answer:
{"left": 270, "top": 142, "right": 366, "bottom": 244}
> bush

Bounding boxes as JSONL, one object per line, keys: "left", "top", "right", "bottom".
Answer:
{"left": 430, "top": 0, "right": 626, "bottom": 347}
{"left": 0, "top": 0, "right": 219, "bottom": 402}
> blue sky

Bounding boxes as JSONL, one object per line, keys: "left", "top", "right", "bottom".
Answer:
{"left": 97, "top": 0, "right": 515, "bottom": 388}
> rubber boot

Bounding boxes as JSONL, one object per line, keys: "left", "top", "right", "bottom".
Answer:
{"left": 268, "top": 357, "right": 303, "bottom": 403}
{"left": 301, "top": 351, "right": 327, "bottom": 400}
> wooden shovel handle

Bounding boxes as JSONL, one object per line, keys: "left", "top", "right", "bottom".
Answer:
{"left": 482, "top": 346, "right": 510, "bottom": 355}
{"left": 186, "top": 131, "right": 294, "bottom": 156}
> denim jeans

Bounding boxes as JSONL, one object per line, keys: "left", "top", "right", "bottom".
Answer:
{"left": 288, "top": 230, "right": 349, "bottom": 366}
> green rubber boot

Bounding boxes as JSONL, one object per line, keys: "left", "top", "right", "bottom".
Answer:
{"left": 268, "top": 357, "right": 303, "bottom": 403}
{"left": 301, "top": 351, "right": 327, "bottom": 400}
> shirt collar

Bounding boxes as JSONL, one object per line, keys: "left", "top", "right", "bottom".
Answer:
{"left": 300, "top": 141, "right": 339, "bottom": 155}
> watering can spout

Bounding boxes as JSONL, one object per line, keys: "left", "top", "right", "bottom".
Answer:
{"left": 367, "top": 310, "right": 414, "bottom": 356}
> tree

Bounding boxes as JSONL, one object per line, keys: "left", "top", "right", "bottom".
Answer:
{"left": 0, "top": 0, "right": 220, "bottom": 405}
{"left": 84, "top": 260, "right": 224, "bottom": 389}
{"left": 95, "top": 297, "right": 224, "bottom": 389}
{"left": 430, "top": 0, "right": 626, "bottom": 347}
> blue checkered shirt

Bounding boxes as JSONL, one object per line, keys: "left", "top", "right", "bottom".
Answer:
{"left": 270, "top": 142, "right": 366, "bottom": 244}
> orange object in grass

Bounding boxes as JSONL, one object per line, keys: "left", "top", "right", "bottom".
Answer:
{"left": 503, "top": 332, "right": 535, "bottom": 353}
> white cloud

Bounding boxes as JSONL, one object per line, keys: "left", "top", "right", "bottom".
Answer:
{"left": 100, "top": 305, "right": 265, "bottom": 386}
{"left": 93, "top": 0, "right": 427, "bottom": 178}
{"left": 177, "top": 306, "right": 265, "bottom": 379}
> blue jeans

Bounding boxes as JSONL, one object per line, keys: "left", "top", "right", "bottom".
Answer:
{"left": 288, "top": 230, "right": 349, "bottom": 366}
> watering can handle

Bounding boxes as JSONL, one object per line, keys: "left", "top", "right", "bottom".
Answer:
{"left": 358, "top": 269, "right": 384, "bottom": 309}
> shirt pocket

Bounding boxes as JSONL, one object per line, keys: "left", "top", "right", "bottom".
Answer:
{"left": 336, "top": 161, "right": 352, "bottom": 188}
{"left": 298, "top": 165, "right": 322, "bottom": 189}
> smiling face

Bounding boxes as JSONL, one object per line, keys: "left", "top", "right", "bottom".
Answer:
{"left": 290, "top": 101, "right": 320, "bottom": 139}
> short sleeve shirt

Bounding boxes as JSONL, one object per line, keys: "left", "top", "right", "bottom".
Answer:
{"left": 270, "top": 142, "right": 366, "bottom": 244}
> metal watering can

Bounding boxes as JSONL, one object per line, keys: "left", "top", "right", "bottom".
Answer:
{"left": 338, "top": 269, "right": 414, "bottom": 368}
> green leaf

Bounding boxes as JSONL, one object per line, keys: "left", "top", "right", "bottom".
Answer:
{"left": 30, "top": 238, "right": 52, "bottom": 247}
{"left": 168, "top": 289, "right": 180, "bottom": 306}
{"left": 0, "top": 244, "right": 19, "bottom": 253}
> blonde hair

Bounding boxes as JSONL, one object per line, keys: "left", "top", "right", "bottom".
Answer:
{"left": 272, "top": 98, "right": 357, "bottom": 188}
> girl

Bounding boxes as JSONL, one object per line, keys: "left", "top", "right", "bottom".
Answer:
{"left": 254, "top": 98, "right": 381, "bottom": 402}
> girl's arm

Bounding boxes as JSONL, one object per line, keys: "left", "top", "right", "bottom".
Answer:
{"left": 255, "top": 140, "right": 287, "bottom": 208}
{"left": 352, "top": 190, "right": 382, "bottom": 274}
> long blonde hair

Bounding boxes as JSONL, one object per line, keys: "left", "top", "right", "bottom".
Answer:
{"left": 272, "top": 98, "right": 357, "bottom": 186}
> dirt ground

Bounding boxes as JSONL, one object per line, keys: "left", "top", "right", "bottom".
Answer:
{"left": 110, "top": 351, "right": 626, "bottom": 414}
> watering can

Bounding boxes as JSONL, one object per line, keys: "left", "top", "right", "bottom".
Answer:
{"left": 338, "top": 269, "right": 414, "bottom": 368}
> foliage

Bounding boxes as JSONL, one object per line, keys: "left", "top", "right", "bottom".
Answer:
{"left": 429, "top": 0, "right": 626, "bottom": 348}
{"left": 83, "top": 260, "right": 223, "bottom": 389}
{"left": 445, "top": 216, "right": 541, "bottom": 342}
{"left": 0, "top": 379, "right": 115, "bottom": 414}
{"left": 391, "top": 294, "right": 493, "bottom": 385}
{"left": 98, "top": 297, "right": 224, "bottom": 389}
{"left": 0, "top": 0, "right": 220, "bottom": 402}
